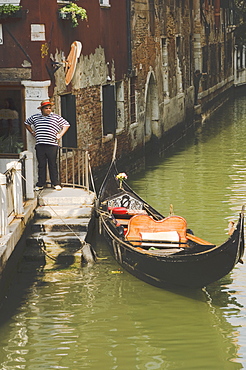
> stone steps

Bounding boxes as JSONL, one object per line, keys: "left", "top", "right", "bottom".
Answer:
{"left": 31, "top": 218, "right": 91, "bottom": 233}
{"left": 27, "top": 230, "right": 87, "bottom": 246}
{"left": 23, "top": 187, "right": 96, "bottom": 268}
{"left": 34, "top": 205, "right": 93, "bottom": 219}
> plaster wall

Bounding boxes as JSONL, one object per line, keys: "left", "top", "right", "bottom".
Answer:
{"left": 163, "top": 95, "right": 186, "bottom": 132}
{"left": 74, "top": 47, "right": 109, "bottom": 89}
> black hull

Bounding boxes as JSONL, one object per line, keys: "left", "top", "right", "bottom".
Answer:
{"left": 97, "top": 158, "right": 245, "bottom": 289}
{"left": 101, "top": 215, "right": 244, "bottom": 289}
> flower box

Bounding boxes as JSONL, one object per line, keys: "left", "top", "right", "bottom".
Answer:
{"left": 0, "top": 8, "right": 23, "bottom": 20}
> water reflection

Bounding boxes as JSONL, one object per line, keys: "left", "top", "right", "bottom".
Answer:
{"left": 130, "top": 98, "right": 246, "bottom": 245}
{"left": 0, "top": 239, "right": 243, "bottom": 369}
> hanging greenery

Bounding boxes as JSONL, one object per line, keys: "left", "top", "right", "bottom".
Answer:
{"left": 59, "top": 3, "right": 87, "bottom": 28}
{"left": 0, "top": 4, "right": 22, "bottom": 17}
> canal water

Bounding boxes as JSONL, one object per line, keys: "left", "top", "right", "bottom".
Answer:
{"left": 1, "top": 91, "right": 246, "bottom": 369}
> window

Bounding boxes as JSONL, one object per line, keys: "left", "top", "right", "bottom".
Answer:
{"left": 161, "top": 37, "right": 169, "bottom": 97}
{"left": 100, "top": 0, "right": 110, "bottom": 7}
{"left": 0, "top": 0, "right": 20, "bottom": 3}
{"left": 176, "top": 36, "right": 183, "bottom": 93}
{"left": 0, "top": 88, "right": 24, "bottom": 156}
{"left": 149, "top": 0, "right": 155, "bottom": 36}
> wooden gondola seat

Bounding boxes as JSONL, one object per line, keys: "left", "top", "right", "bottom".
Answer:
{"left": 125, "top": 214, "right": 188, "bottom": 245}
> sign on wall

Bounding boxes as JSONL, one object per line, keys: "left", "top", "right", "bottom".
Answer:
{"left": 31, "top": 24, "right": 46, "bottom": 41}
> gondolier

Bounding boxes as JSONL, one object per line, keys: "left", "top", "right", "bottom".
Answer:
{"left": 24, "top": 99, "right": 70, "bottom": 191}
{"left": 194, "top": 69, "right": 207, "bottom": 105}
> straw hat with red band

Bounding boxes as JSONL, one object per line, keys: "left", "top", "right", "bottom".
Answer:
{"left": 37, "top": 100, "right": 54, "bottom": 109}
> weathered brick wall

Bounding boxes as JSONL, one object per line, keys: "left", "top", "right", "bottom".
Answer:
{"left": 131, "top": 0, "right": 194, "bottom": 132}
{"left": 194, "top": 0, "right": 234, "bottom": 88}
{"left": 74, "top": 82, "right": 133, "bottom": 175}
{"left": 54, "top": 0, "right": 234, "bottom": 179}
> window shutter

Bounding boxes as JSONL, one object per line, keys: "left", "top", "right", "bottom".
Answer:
{"left": 102, "top": 85, "right": 116, "bottom": 136}
{"left": 61, "top": 94, "right": 77, "bottom": 148}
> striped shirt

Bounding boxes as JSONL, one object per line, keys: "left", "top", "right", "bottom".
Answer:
{"left": 25, "top": 113, "right": 70, "bottom": 146}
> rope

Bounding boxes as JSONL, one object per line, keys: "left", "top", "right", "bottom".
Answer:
{"left": 96, "top": 209, "right": 111, "bottom": 217}
{"left": 143, "top": 203, "right": 163, "bottom": 220}
{"left": 41, "top": 199, "right": 86, "bottom": 244}
{"left": 36, "top": 233, "right": 58, "bottom": 261}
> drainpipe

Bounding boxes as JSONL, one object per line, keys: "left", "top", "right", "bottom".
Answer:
{"left": 214, "top": 0, "right": 220, "bottom": 31}
{"left": 205, "top": 0, "right": 209, "bottom": 12}
{"left": 126, "top": 0, "right": 132, "bottom": 75}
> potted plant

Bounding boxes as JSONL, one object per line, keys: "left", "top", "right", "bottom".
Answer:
{"left": 59, "top": 3, "right": 87, "bottom": 28}
{"left": 0, "top": 4, "right": 22, "bottom": 19}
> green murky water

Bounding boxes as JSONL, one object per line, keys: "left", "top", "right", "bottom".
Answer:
{"left": 1, "top": 92, "right": 246, "bottom": 369}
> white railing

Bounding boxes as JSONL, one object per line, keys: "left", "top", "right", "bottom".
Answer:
{"left": 0, "top": 148, "right": 93, "bottom": 236}
{"left": 59, "top": 147, "right": 92, "bottom": 190}
{"left": 0, "top": 151, "right": 34, "bottom": 236}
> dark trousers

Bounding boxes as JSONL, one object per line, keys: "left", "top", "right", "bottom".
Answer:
{"left": 35, "top": 144, "right": 60, "bottom": 187}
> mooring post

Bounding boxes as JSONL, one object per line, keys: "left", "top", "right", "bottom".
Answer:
{"left": 85, "top": 150, "right": 89, "bottom": 191}
{"left": 20, "top": 150, "right": 34, "bottom": 199}
{"left": 0, "top": 173, "right": 8, "bottom": 236}
{"left": 7, "top": 161, "right": 24, "bottom": 216}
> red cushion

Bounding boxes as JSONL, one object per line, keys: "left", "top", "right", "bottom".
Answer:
{"left": 108, "top": 207, "right": 128, "bottom": 215}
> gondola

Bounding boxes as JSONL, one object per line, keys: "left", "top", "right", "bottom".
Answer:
{"left": 96, "top": 154, "right": 245, "bottom": 289}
